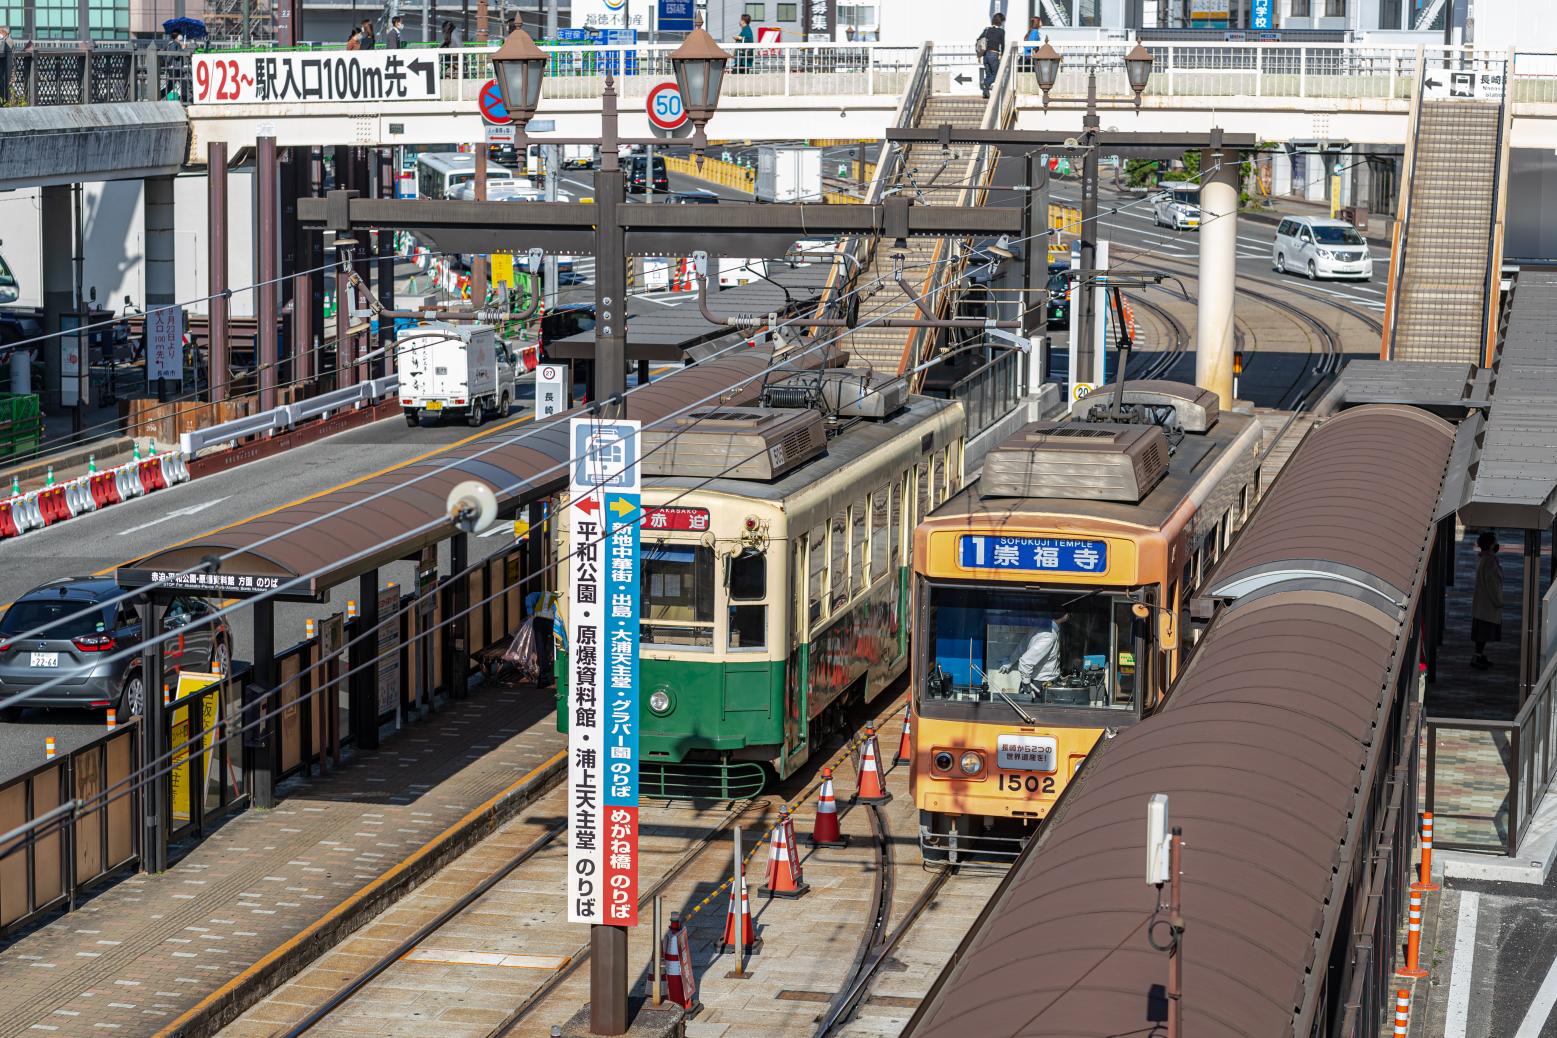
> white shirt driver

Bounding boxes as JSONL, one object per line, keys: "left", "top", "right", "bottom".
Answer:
{"left": 1008, "top": 626, "right": 1061, "bottom": 688}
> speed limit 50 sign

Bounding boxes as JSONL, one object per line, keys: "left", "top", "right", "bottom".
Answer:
{"left": 645, "top": 80, "right": 692, "bottom": 138}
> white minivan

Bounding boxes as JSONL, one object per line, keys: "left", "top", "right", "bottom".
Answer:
{"left": 1272, "top": 215, "right": 1372, "bottom": 281}
{"left": 1151, "top": 182, "right": 1201, "bottom": 230}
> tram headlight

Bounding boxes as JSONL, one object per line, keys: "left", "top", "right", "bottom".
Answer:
{"left": 959, "top": 751, "right": 984, "bottom": 776}
{"left": 649, "top": 689, "right": 673, "bottom": 716}
{"left": 933, "top": 751, "right": 954, "bottom": 772}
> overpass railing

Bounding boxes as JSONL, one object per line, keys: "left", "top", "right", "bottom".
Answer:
{"left": 9, "top": 40, "right": 1557, "bottom": 109}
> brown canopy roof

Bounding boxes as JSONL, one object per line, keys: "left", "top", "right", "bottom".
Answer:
{"left": 118, "top": 346, "right": 776, "bottom": 599}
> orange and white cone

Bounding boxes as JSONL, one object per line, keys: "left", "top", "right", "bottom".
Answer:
{"left": 662, "top": 911, "right": 698, "bottom": 1011}
{"left": 105, "top": 708, "right": 116, "bottom": 732}
{"left": 808, "top": 767, "right": 849, "bottom": 848}
{"left": 1412, "top": 812, "right": 1440, "bottom": 892}
{"left": 855, "top": 728, "right": 892, "bottom": 805}
{"left": 1393, "top": 988, "right": 1410, "bottom": 1036}
{"left": 721, "top": 869, "right": 760, "bottom": 952}
{"left": 893, "top": 703, "right": 913, "bottom": 766}
{"left": 759, "top": 804, "right": 809, "bottom": 899}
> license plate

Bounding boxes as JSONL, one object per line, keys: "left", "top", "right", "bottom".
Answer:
{"left": 425, "top": 401, "right": 443, "bottom": 411}
{"left": 997, "top": 734, "right": 1056, "bottom": 772}
{"left": 29, "top": 652, "right": 58, "bottom": 667}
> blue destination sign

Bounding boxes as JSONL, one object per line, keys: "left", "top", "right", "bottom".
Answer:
{"left": 958, "top": 535, "right": 1108, "bottom": 574}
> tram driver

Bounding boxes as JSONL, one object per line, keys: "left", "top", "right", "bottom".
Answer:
{"left": 999, "top": 613, "right": 1067, "bottom": 696}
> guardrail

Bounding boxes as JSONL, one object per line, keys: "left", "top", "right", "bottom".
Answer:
{"left": 10, "top": 40, "right": 1557, "bottom": 110}
{"left": 179, "top": 375, "right": 398, "bottom": 457}
{"left": 949, "top": 346, "right": 1027, "bottom": 440}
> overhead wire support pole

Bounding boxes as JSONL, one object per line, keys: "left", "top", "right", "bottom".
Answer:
{"left": 1078, "top": 68, "right": 1100, "bottom": 388}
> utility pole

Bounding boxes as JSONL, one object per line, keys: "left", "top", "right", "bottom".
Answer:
{"left": 1076, "top": 69, "right": 1100, "bottom": 389}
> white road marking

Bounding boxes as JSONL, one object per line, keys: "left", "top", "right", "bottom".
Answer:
{"left": 115, "top": 497, "right": 233, "bottom": 536}
{"left": 1445, "top": 891, "right": 1480, "bottom": 1038}
{"left": 1513, "top": 919, "right": 1557, "bottom": 1038}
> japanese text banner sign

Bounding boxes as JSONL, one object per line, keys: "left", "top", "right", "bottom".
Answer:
{"left": 192, "top": 52, "right": 441, "bottom": 105}
{"left": 568, "top": 418, "right": 642, "bottom": 926}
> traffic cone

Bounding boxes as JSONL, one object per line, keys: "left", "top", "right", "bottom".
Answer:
{"left": 106, "top": 708, "right": 116, "bottom": 731}
{"left": 44, "top": 466, "right": 54, "bottom": 488}
{"left": 662, "top": 911, "right": 698, "bottom": 1011}
{"left": 855, "top": 728, "right": 893, "bottom": 805}
{"left": 44, "top": 736, "right": 56, "bottom": 760}
{"left": 1393, "top": 989, "right": 1410, "bottom": 1037}
{"left": 721, "top": 869, "right": 760, "bottom": 952}
{"left": 893, "top": 703, "right": 913, "bottom": 766}
{"left": 808, "top": 768, "right": 849, "bottom": 848}
{"left": 1395, "top": 889, "right": 1429, "bottom": 978}
{"left": 759, "top": 805, "right": 809, "bottom": 899}
{"left": 87, "top": 453, "right": 97, "bottom": 474}
{"left": 9, "top": 475, "right": 19, "bottom": 498}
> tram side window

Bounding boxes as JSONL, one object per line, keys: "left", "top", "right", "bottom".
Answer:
{"left": 808, "top": 524, "right": 826, "bottom": 624}
{"left": 850, "top": 502, "right": 866, "bottom": 596}
{"left": 932, "top": 450, "right": 947, "bottom": 505}
{"left": 830, "top": 511, "right": 849, "bottom": 609}
{"left": 888, "top": 478, "right": 902, "bottom": 571}
{"left": 870, "top": 488, "right": 889, "bottom": 582}
{"left": 727, "top": 549, "right": 766, "bottom": 651}
{"left": 642, "top": 543, "right": 715, "bottom": 648}
{"left": 917, "top": 463, "right": 930, "bottom": 524}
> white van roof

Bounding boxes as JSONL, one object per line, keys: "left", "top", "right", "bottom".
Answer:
{"left": 1283, "top": 214, "right": 1352, "bottom": 228}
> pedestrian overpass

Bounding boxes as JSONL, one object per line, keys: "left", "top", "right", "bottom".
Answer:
{"left": 179, "top": 40, "right": 1557, "bottom": 153}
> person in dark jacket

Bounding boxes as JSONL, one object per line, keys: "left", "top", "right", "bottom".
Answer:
{"left": 359, "top": 18, "right": 376, "bottom": 49}
{"left": 384, "top": 15, "right": 404, "bottom": 48}
{"left": 441, "top": 20, "right": 457, "bottom": 47}
{"left": 977, "top": 12, "right": 1005, "bottom": 98}
{"left": 1471, "top": 530, "right": 1504, "bottom": 670}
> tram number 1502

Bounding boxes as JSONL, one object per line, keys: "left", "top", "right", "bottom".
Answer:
{"left": 997, "top": 773, "right": 1056, "bottom": 794}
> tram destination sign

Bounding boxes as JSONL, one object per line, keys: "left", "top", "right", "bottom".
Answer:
{"left": 567, "top": 418, "right": 643, "bottom": 926}
{"left": 958, "top": 535, "right": 1109, "bottom": 575}
{"left": 192, "top": 52, "right": 440, "bottom": 105}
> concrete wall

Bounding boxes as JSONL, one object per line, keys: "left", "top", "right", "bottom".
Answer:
{"left": 0, "top": 170, "right": 256, "bottom": 318}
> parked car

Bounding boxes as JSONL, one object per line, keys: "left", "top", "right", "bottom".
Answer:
{"left": 1271, "top": 215, "right": 1373, "bottom": 281}
{"left": 669, "top": 189, "right": 720, "bottom": 205}
{"left": 1151, "top": 182, "right": 1202, "bottom": 230}
{"left": 0, "top": 578, "right": 229, "bottom": 720}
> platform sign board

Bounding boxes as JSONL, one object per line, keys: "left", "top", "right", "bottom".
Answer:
{"left": 377, "top": 584, "right": 401, "bottom": 717}
{"left": 567, "top": 417, "right": 641, "bottom": 926}
{"left": 191, "top": 52, "right": 440, "bottom": 105}
{"left": 537, "top": 363, "right": 570, "bottom": 419}
{"left": 146, "top": 306, "right": 184, "bottom": 384}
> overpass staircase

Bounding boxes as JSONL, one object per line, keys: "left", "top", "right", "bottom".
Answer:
{"left": 815, "top": 45, "right": 1016, "bottom": 388}
{"left": 1384, "top": 57, "right": 1512, "bottom": 366}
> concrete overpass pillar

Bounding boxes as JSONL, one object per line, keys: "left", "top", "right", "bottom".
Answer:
{"left": 40, "top": 185, "right": 74, "bottom": 409}
{"left": 1196, "top": 148, "right": 1239, "bottom": 409}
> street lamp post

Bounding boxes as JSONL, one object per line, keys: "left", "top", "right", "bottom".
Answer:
{"left": 493, "top": 27, "right": 731, "bottom": 418}
{"left": 1032, "top": 41, "right": 1153, "bottom": 391}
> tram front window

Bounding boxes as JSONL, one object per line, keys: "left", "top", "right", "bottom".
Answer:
{"left": 922, "top": 585, "right": 1139, "bottom": 711}
{"left": 642, "top": 542, "right": 715, "bottom": 648}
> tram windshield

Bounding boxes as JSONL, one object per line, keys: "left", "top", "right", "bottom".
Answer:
{"left": 641, "top": 542, "right": 715, "bottom": 648}
{"left": 922, "top": 585, "right": 1140, "bottom": 712}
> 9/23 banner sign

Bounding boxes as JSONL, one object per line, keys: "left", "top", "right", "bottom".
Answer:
{"left": 192, "top": 51, "right": 440, "bottom": 104}
{"left": 567, "top": 418, "right": 642, "bottom": 926}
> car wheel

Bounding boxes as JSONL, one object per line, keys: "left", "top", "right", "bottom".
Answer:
{"left": 499, "top": 392, "right": 511, "bottom": 417}
{"left": 212, "top": 639, "right": 231, "bottom": 676}
{"left": 1307, "top": 260, "right": 1319, "bottom": 280}
{"left": 404, "top": 411, "right": 419, "bottom": 428}
{"left": 121, "top": 670, "right": 145, "bottom": 718}
{"left": 1275, "top": 253, "right": 1287, "bottom": 274}
{"left": 467, "top": 404, "right": 485, "bottom": 428}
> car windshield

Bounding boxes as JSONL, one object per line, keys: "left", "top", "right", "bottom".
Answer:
{"left": 922, "top": 584, "right": 1139, "bottom": 712}
{"left": 1, "top": 599, "right": 113, "bottom": 640}
{"left": 1171, "top": 188, "right": 1199, "bottom": 206}
{"left": 1313, "top": 225, "right": 1366, "bottom": 245}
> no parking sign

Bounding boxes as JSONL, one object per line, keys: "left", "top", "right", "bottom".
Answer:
{"left": 479, "top": 79, "right": 511, "bottom": 125}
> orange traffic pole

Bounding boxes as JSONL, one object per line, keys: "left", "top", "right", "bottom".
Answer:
{"left": 1393, "top": 988, "right": 1410, "bottom": 1036}
{"left": 1396, "top": 889, "right": 1429, "bottom": 978}
{"left": 1412, "top": 812, "right": 1440, "bottom": 892}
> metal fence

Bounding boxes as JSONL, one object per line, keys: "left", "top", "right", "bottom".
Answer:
{"left": 1426, "top": 652, "right": 1557, "bottom": 856}
{"left": 949, "top": 346, "right": 1027, "bottom": 440}
{"left": 0, "top": 723, "right": 141, "bottom": 935}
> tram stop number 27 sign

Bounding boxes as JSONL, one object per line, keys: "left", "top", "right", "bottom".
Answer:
{"left": 567, "top": 417, "right": 643, "bottom": 926}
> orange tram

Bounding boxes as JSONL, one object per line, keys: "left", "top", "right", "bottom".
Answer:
{"left": 909, "top": 381, "right": 1263, "bottom": 862}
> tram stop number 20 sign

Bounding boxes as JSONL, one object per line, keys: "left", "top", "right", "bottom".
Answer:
{"left": 566, "top": 417, "right": 643, "bottom": 926}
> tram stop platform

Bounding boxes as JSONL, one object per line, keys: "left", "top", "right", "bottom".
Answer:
{"left": 0, "top": 679, "right": 563, "bottom": 1037}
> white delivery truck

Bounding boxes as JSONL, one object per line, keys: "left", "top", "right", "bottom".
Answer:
{"left": 396, "top": 322, "right": 516, "bottom": 428}
{"left": 756, "top": 146, "right": 823, "bottom": 203}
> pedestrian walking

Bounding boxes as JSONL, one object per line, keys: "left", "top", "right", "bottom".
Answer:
{"left": 1471, "top": 530, "right": 1503, "bottom": 670}
{"left": 345, "top": 27, "right": 362, "bottom": 49}
{"left": 359, "top": 18, "right": 376, "bottom": 49}
{"left": 734, "top": 13, "right": 754, "bottom": 73}
{"left": 976, "top": 12, "right": 1005, "bottom": 99}
{"left": 384, "top": 15, "right": 404, "bottom": 48}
